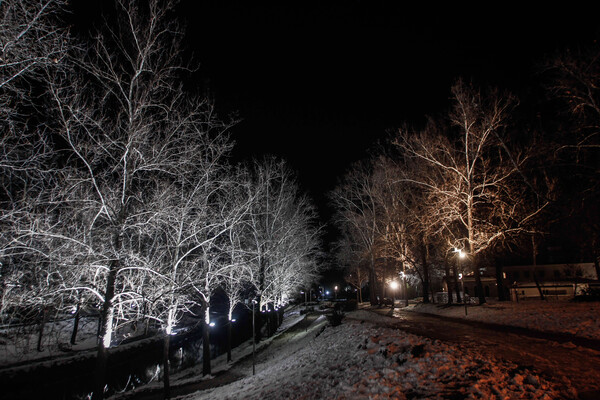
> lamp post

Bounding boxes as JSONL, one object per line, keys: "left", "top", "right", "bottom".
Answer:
{"left": 252, "top": 299, "right": 256, "bottom": 375}
{"left": 455, "top": 248, "right": 467, "bottom": 316}
{"left": 390, "top": 281, "right": 399, "bottom": 309}
{"left": 334, "top": 285, "right": 338, "bottom": 300}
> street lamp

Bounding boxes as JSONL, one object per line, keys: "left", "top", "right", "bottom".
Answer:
{"left": 334, "top": 285, "right": 338, "bottom": 300}
{"left": 390, "top": 281, "right": 399, "bottom": 309}
{"left": 455, "top": 248, "right": 467, "bottom": 316}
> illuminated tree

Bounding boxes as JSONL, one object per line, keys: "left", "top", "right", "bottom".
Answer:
{"left": 243, "top": 157, "right": 322, "bottom": 334}
{"left": 330, "top": 160, "right": 385, "bottom": 305}
{"left": 394, "top": 80, "right": 544, "bottom": 304}
{"left": 0, "top": 0, "right": 71, "bottom": 324}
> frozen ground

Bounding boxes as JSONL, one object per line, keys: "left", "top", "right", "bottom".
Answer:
{"left": 404, "top": 299, "right": 600, "bottom": 340}
{"left": 0, "top": 316, "right": 98, "bottom": 366}
{"left": 4, "top": 300, "right": 599, "bottom": 399}
{"left": 176, "top": 309, "right": 575, "bottom": 400}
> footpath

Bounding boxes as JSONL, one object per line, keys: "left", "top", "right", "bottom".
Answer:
{"left": 366, "top": 303, "right": 600, "bottom": 351}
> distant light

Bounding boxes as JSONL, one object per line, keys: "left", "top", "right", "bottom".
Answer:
{"left": 459, "top": 273, "right": 463, "bottom": 280}
{"left": 231, "top": 318, "right": 236, "bottom": 322}
{"left": 390, "top": 281, "right": 399, "bottom": 290}
{"left": 209, "top": 322, "right": 215, "bottom": 327}
{"left": 334, "top": 286, "right": 338, "bottom": 291}
{"left": 326, "top": 290, "right": 330, "bottom": 295}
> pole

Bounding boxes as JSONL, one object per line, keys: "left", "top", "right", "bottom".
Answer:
{"left": 457, "top": 250, "right": 467, "bottom": 316}
{"left": 252, "top": 301, "right": 256, "bottom": 375}
{"left": 460, "top": 275, "right": 467, "bottom": 316}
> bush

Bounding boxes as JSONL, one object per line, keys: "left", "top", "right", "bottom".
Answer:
{"left": 344, "top": 299, "right": 358, "bottom": 311}
{"left": 326, "top": 310, "right": 344, "bottom": 327}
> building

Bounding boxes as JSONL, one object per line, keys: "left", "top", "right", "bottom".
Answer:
{"left": 504, "top": 263, "right": 600, "bottom": 300}
{"left": 441, "top": 263, "right": 600, "bottom": 301}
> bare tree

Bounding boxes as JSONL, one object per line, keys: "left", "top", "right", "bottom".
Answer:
{"left": 395, "top": 80, "right": 545, "bottom": 304}
{"left": 24, "top": 0, "right": 241, "bottom": 396}
{"left": 543, "top": 45, "right": 600, "bottom": 275}
{"left": 0, "top": 0, "right": 71, "bottom": 320}
{"left": 243, "top": 157, "right": 322, "bottom": 337}
{"left": 330, "top": 160, "right": 385, "bottom": 305}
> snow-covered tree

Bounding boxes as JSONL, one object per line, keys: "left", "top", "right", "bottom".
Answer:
{"left": 243, "top": 157, "right": 322, "bottom": 334}
{"left": 330, "top": 160, "right": 385, "bottom": 305}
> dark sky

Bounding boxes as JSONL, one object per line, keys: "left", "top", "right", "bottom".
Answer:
{"left": 73, "top": 1, "right": 599, "bottom": 230}
{"left": 178, "top": 2, "right": 599, "bottom": 224}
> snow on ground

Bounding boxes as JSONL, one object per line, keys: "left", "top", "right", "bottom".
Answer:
{"left": 173, "top": 307, "right": 307, "bottom": 382}
{"left": 180, "top": 309, "right": 575, "bottom": 400}
{"left": 114, "top": 307, "right": 309, "bottom": 395}
{"left": 0, "top": 316, "right": 98, "bottom": 366}
{"left": 404, "top": 299, "right": 600, "bottom": 340}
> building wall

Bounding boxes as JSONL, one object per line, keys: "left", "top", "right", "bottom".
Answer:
{"left": 503, "top": 263, "right": 597, "bottom": 284}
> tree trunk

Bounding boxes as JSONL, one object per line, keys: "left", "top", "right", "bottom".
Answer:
{"left": 70, "top": 300, "right": 81, "bottom": 345}
{"left": 421, "top": 241, "right": 430, "bottom": 304}
{"left": 202, "top": 304, "right": 211, "bottom": 376}
{"left": 37, "top": 305, "right": 48, "bottom": 352}
{"left": 93, "top": 257, "right": 118, "bottom": 400}
{"left": 467, "top": 194, "right": 485, "bottom": 305}
{"left": 452, "top": 262, "right": 462, "bottom": 303}
{"left": 495, "top": 261, "right": 506, "bottom": 301}
{"left": 444, "top": 256, "right": 453, "bottom": 305}
{"left": 227, "top": 321, "right": 232, "bottom": 362}
{"left": 473, "top": 260, "right": 486, "bottom": 304}
{"left": 162, "top": 334, "right": 171, "bottom": 399}
{"left": 532, "top": 236, "right": 545, "bottom": 300}
{"left": 369, "top": 250, "right": 377, "bottom": 305}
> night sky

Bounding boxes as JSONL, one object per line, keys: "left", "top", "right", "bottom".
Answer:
{"left": 72, "top": 1, "right": 599, "bottom": 239}
{"left": 178, "top": 2, "right": 598, "bottom": 224}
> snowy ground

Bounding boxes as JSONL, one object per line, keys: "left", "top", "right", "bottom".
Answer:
{"left": 403, "top": 299, "right": 600, "bottom": 340}
{"left": 176, "top": 309, "right": 575, "bottom": 400}
{"left": 0, "top": 316, "right": 98, "bottom": 366}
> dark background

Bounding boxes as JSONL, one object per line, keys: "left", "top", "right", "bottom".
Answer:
{"left": 177, "top": 2, "right": 598, "bottom": 222}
